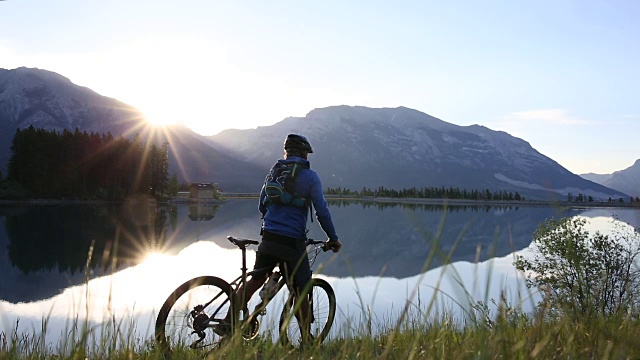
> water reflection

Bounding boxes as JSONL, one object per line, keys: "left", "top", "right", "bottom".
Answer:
{"left": 0, "top": 201, "right": 638, "bottom": 349}
{"left": 312, "top": 200, "right": 570, "bottom": 278}
{"left": 3, "top": 204, "right": 178, "bottom": 272}
{"left": 0, "top": 200, "right": 572, "bottom": 304}
{"left": 0, "top": 203, "right": 181, "bottom": 303}
{"left": 188, "top": 205, "right": 218, "bottom": 221}
{"left": 0, "top": 240, "right": 533, "bottom": 348}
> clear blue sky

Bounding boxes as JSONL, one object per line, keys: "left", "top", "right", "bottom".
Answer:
{"left": 1, "top": 0, "right": 638, "bottom": 175}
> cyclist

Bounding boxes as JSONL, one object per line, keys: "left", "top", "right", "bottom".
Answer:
{"left": 222, "top": 133, "right": 342, "bottom": 343}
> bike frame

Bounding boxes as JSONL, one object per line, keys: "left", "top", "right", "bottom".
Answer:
{"left": 202, "top": 236, "right": 325, "bottom": 332}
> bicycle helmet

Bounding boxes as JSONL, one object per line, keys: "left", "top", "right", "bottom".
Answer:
{"left": 284, "top": 134, "right": 313, "bottom": 153}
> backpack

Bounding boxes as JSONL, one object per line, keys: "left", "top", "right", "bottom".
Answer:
{"left": 262, "top": 162, "right": 309, "bottom": 208}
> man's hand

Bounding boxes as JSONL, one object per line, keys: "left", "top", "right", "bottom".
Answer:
{"left": 324, "top": 239, "right": 342, "bottom": 253}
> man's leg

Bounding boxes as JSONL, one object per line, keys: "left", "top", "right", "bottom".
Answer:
{"left": 235, "top": 275, "right": 267, "bottom": 312}
{"left": 288, "top": 253, "right": 313, "bottom": 345}
{"left": 237, "top": 251, "right": 278, "bottom": 318}
{"left": 294, "top": 290, "right": 312, "bottom": 345}
{"left": 215, "top": 274, "right": 266, "bottom": 336}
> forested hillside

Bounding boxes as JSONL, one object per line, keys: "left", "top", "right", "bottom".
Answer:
{"left": 6, "top": 126, "right": 176, "bottom": 199}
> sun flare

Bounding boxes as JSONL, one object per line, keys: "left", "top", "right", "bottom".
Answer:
{"left": 142, "top": 106, "right": 182, "bottom": 127}
{"left": 82, "top": 37, "right": 328, "bottom": 136}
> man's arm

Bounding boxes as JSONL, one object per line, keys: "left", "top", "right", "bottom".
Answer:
{"left": 309, "top": 174, "right": 338, "bottom": 241}
{"left": 258, "top": 184, "right": 267, "bottom": 217}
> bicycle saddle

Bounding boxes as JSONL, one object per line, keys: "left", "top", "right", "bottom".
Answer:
{"left": 227, "top": 236, "right": 259, "bottom": 248}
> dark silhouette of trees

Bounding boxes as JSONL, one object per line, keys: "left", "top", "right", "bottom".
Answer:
{"left": 168, "top": 173, "right": 179, "bottom": 196}
{"left": 326, "top": 185, "right": 525, "bottom": 202}
{"left": 327, "top": 185, "right": 626, "bottom": 204}
{"left": 148, "top": 141, "right": 170, "bottom": 197}
{"left": 7, "top": 126, "right": 171, "bottom": 199}
{"left": 5, "top": 204, "right": 178, "bottom": 275}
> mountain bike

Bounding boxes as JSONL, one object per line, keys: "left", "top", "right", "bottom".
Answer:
{"left": 155, "top": 235, "right": 337, "bottom": 354}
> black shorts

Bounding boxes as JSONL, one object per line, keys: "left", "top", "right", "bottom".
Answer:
{"left": 253, "top": 231, "right": 312, "bottom": 293}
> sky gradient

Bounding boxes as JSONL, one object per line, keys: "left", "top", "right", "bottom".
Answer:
{"left": 1, "top": 0, "right": 638, "bottom": 175}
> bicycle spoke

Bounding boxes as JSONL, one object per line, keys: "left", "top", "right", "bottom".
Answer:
{"left": 279, "top": 278, "right": 336, "bottom": 346}
{"left": 155, "top": 276, "right": 234, "bottom": 354}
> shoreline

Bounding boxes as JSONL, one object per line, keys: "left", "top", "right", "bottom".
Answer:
{"left": 0, "top": 194, "right": 636, "bottom": 209}
{"left": 0, "top": 197, "right": 225, "bottom": 206}
{"left": 223, "top": 193, "right": 638, "bottom": 209}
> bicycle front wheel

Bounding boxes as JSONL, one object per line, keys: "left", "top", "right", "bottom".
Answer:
{"left": 155, "top": 276, "right": 235, "bottom": 355}
{"left": 279, "top": 278, "right": 336, "bottom": 346}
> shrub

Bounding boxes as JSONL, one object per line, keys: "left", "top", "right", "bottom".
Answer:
{"left": 514, "top": 217, "right": 640, "bottom": 319}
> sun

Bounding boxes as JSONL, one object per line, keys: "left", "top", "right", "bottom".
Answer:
{"left": 141, "top": 104, "right": 182, "bottom": 127}
{"left": 87, "top": 36, "right": 301, "bottom": 135}
{"left": 87, "top": 36, "right": 220, "bottom": 130}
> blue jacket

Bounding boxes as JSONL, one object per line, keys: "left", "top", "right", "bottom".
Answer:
{"left": 259, "top": 157, "right": 338, "bottom": 241}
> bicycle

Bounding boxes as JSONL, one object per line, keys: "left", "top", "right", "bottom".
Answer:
{"left": 154, "top": 235, "right": 337, "bottom": 354}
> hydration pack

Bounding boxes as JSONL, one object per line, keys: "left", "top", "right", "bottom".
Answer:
{"left": 263, "top": 162, "right": 309, "bottom": 208}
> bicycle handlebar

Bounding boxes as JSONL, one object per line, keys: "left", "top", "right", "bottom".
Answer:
{"left": 228, "top": 235, "right": 330, "bottom": 251}
{"left": 306, "top": 238, "right": 330, "bottom": 252}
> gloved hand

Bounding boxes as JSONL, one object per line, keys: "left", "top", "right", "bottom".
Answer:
{"left": 324, "top": 239, "right": 342, "bottom": 253}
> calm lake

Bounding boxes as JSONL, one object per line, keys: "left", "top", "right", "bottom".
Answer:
{"left": 1, "top": 199, "right": 639, "bottom": 346}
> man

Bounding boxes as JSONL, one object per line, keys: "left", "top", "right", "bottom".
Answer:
{"left": 227, "top": 133, "right": 341, "bottom": 341}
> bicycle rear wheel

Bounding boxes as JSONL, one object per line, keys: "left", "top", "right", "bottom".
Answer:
{"left": 155, "top": 276, "right": 235, "bottom": 354}
{"left": 279, "top": 278, "right": 336, "bottom": 346}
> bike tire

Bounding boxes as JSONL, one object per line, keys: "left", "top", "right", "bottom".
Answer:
{"left": 155, "top": 276, "right": 235, "bottom": 355}
{"left": 278, "top": 278, "right": 336, "bottom": 346}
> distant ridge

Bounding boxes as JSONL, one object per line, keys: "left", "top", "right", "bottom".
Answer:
{"left": 581, "top": 159, "right": 640, "bottom": 197}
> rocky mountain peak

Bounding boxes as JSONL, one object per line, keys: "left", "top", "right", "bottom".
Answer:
{"left": 210, "top": 105, "right": 626, "bottom": 200}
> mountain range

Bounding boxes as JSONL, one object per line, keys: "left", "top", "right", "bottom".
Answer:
{"left": 580, "top": 160, "right": 640, "bottom": 198}
{"left": 208, "top": 106, "right": 628, "bottom": 200}
{"left": 0, "top": 67, "right": 632, "bottom": 200}
{"left": 0, "top": 67, "right": 264, "bottom": 191}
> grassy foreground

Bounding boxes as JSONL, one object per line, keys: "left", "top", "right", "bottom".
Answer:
{"left": 4, "top": 215, "right": 639, "bottom": 359}
{"left": 2, "top": 307, "right": 640, "bottom": 359}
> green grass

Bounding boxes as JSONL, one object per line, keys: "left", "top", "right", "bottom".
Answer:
{"left": 3, "top": 300, "right": 640, "bottom": 359}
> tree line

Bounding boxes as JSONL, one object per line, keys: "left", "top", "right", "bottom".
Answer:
{"left": 5, "top": 126, "right": 179, "bottom": 200}
{"left": 328, "top": 186, "right": 640, "bottom": 204}
{"left": 326, "top": 185, "right": 525, "bottom": 201}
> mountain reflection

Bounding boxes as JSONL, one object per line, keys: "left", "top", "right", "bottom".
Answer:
{"left": 312, "top": 200, "right": 571, "bottom": 278}
{"left": 0, "top": 199, "right": 572, "bottom": 303}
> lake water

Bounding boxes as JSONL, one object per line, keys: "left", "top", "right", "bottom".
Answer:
{"left": 1, "top": 199, "right": 639, "bottom": 348}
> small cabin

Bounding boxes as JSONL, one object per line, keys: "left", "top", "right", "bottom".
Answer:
{"left": 189, "top": 183, "right": 215, "bottom": 200}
